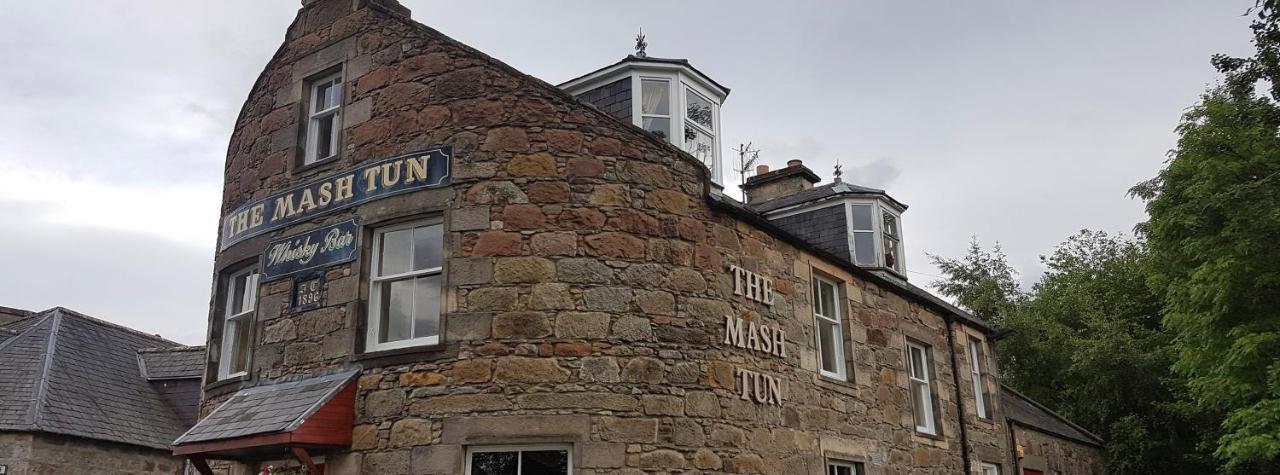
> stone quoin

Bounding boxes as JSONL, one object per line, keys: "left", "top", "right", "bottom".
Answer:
{"left": 173, "top": 0, "right": 1106, "bottom": 474}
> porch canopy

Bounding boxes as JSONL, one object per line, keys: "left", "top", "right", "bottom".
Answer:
{"left": 173, "top": 369, "right": 360, "bottom": 474}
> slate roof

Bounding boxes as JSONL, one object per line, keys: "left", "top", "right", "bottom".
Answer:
{"left": 751, "top": 181, "right": 908, "bottom": 213}
{"left": 1001, "top": 385, "right": 1104, "bottom": 447}
{"left": 174, "top": 369, "right": 360, "bottom": 445}
{"left": 0, "top": 307, "right": 198, "bottom": 450}
{"left": 558, "top": 54, "right": 731, "bottom": 97}
{"left": 138, "top": 347, "right": 206, "bottom": 380}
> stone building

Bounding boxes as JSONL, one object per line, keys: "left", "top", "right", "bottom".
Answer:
{"left": 0, "top": 307, "right": 203, "bottom": 475}
{"left": 174, "top": 0, "right": 1104, "bottom": 473}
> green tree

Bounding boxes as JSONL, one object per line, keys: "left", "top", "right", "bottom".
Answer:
{"left": 1131, "top": 84, "right": 1280, "bottom": 469}
{"left": 931, "top": 232, "right": 1218, "bottom": 473}
{"left": 929, "top": 237, "right": 1025, "bottom": 325}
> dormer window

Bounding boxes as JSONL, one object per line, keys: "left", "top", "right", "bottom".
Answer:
{"left": 850, "top": 204, "right": 877, "bottom": 266}
{"left": 683, "top": 86, "right": 717, "bottom": 172}
{"left": 882, "top": 211, "right": 902, "bottom": 273}
{"left": 640, "top": 78, "right": 671, "bottom": 140}
{"left": 559, "top": 55, "right": 730, "bottom": 185}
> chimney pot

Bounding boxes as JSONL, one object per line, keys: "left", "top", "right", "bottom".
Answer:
{"left": 756, "top": 164, "right": 770, "bottom": 175}
{"left": 787, "top": 159, "right": 803, "bottom": 168}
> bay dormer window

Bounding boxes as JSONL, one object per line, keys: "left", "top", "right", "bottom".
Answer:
{"left": 559, "top": 54, "right": 730, "bottom": 185}
{"left": 843, "top": 199, "right": 907, "bottom": 275}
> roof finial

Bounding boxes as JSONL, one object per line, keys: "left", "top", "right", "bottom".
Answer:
{"left": 635, "top": 27, "right": 648, "bottom": 58}
{"left": 833, "top": 161, "right": 843, "bottom": 183}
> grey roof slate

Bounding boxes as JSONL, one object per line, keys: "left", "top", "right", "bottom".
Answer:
{"left": 1001, "top": 385, "right": 1104, "bottom": 447}
{"left": 0, "top": 307, "right": 195, "bottom": 450}
{"left": 174, "top": 369, "right": 360, "bottom": 445}
{"left": 751, "top": 181, "right": 908, "bottom": 213}
{"left": 138, "top": 347, "right": 206, "bottom": 380}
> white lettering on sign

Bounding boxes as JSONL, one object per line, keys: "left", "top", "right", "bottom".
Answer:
{"left": 737, "top": 368, "right": 783, "bottom": 405}
{"left": 729, "top": 265, "right": 774, "bottom": 305}
{"left": 266, "top": 227, "right": 356, "bottom": 268}
{"left": 724, "top": 315, "right": 786, "bottom": 358}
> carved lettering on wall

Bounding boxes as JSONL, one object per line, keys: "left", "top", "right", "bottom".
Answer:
{"left": 724, "top": 315, "right": 786, "bottom": 358}
{"left": 736, "top": 368, "right": 783, "bottom": 406}
{"left": 729, "top": 265, "right": 774, "bottom": 306}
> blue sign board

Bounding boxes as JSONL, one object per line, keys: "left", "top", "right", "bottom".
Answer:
{"left": 261, "top": 219, "right": 360, "bottom": 281}
{"left": 220, "top": 146, "right": 451, "bottom": 250}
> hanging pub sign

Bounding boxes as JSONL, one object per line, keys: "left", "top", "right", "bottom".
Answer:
{"left": 260, "top": 219, "right": 359, "bottom": 281}
{"left": 220, "top": 146, "right": 452, "bottom": 250}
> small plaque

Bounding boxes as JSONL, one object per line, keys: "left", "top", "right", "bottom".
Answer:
{"left": 292, "top": 274, "right": 325, "bottom": 311}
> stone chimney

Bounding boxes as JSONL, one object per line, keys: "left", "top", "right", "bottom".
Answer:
{"left": 740, "top": 159, "right": 821, "bottom": 204}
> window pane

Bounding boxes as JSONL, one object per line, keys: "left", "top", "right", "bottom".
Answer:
{"left": 642, "top": 117, "right": 670, "bottom": 140}
{"left": 325, "top": 78, "right": 341, "bottom": 109}
{"left": 231, "top": 273, "right": 248, "bottom": 315}
{"left": 641, "top": 79, "right": 669, "bottom": 115}
{"left": 379, "top": 228, "right": 413, "bottom": 276}
{"left": 520, "top": 450, "right": 569, "bottom": 475}
{"left": 378, "top": 278, "right": 414, "bottom": 343}
{"left": 316, "top": 114, "right": 335, "bottom": 159}
{"left": 685, "top": 88, "right": 714, "bottom": 130}
{"left": 819, "top": 319, "right": 840, "bottom": 373}
{"left": 882, "top": 212, "right": 899, "bottom": 237}
{"left": 912, "top": 381, "right": 930, "bottom": 428}
{"left": 883, "top": 235, "right": 900, "bottom": 270}
{"left": 470, "top": 452, "right": 517, "bottom": 475}
{"left": 412, "top": 274, "right": 441, "bottom": 339}
{"left": 853, "top": 232, "right": 876, "bottom": 265}
{"left": 683, "top": 126, "right": 715, "bottom": 169}
{"left": 412, "top": 224, "right": 443, "bottom": 271}
{"left": 850, "top": 205, "right": 873, "bottom": 230}
{"left": 229, "top": 318, "right": 251, "bottom": 374}
{"left": 816, "top": 281, "right": 836, "bottom": 318}
{"left": 909, "top": 346, "right": 925, "bottom": 379}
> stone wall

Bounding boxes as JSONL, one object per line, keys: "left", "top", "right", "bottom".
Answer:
{"left": 200, "top": 0, "right": 1010, "bottom": 473}
{"left": 0, "top": 432, "right": 184, "bottom": 475}
{"left": 1014, "top": 425, "right": 1105, "bottom": 475}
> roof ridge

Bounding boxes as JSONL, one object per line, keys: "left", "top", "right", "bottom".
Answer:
{"left": 1000, "top": 383, "right": 1104, "bottom": 444}
{"left": 46, "top": 306, "right": 181, "bottom": 347}
{"left": 0, "top": 311, "right": 53, "bottom": 355}
{"left": 137, "top": 345, "right": 205, "bottom": 353}
{"left": 29, "top": 311, "right": 62, "bottom": 428}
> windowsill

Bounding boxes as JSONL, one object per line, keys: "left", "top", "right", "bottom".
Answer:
{"left": 975, "top": 415, "right": 995, "bottom": 425}
{"left": 204, "top": 373, "right": 251, "bottom": 398}
{"left": 294, "top": 155, "right": 340, "bottom": 176}
{"left": 912, "top": 429, "right": 946, "bottom": 442}
{"left": 354, "top": 341, "right": 450, "bottom": 366}
{"left": 815, "top": 374, "right": 858, "bottom": 396}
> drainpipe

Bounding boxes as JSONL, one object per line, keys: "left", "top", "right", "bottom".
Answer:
{"left": 945, "top": 315, "right": 973, "bottom": 474}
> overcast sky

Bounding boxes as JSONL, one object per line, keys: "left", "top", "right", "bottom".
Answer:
{"left": 0, "top": 0, "right": 1257, "bottom": 344}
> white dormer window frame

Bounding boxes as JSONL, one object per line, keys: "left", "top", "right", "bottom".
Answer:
{"left": 843, "top": 200, "right": 906, "bottom": 275}
{"left": 625, "top": 69, "right": 723, "bottom": 184}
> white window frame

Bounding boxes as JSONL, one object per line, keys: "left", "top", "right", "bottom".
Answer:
{"left": 638, "top": 77, "right": 673, "bottom": 141}
{"left": 812, "top": 275, "right": 847, "bottom": 380}
{"left": 218, "top": 267, "right": 258, "bottom": 380}
{"left": 680, "top": 82, "right": 719, "bottom": 178}
{"left": 304, "top": 71, "right": 342, "bottom": 165}
{"left": 980, "top": 462, "right": 1001, "bottom": 475}
{"left": 827, "top": 460, "right": 864, "bottom": 475}
{"left": 970, "top": 337, "right": 989, "bottom": 419}
{"left": 881, "top": 210, "right": 903, "bottom": 272}
{"left": 366, "top": 218, "right": 444, "bottom": 352}
{"left": 846, "top": 203, "right": 878, "bottom": 266}
{"left": 464, "top": 444, "right": 572, "bottom": 475}
{"left": 907, "top": 340, "right": 938, "bottom": 435}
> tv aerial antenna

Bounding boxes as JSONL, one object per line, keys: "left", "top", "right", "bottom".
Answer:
{"left": 733, "top": 142, "right": 761, "bottom": 202}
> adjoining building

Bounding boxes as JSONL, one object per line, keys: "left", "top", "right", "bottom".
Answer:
{"left": 173, "top": 0, "right": 1105, "bottom": 473}
{"left": 0, "top": 307, "right": 203, "bottom": 475}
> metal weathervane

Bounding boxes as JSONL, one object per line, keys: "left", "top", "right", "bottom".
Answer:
{"left": 635, "top": 28, "right": 648, "bottom": 57}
